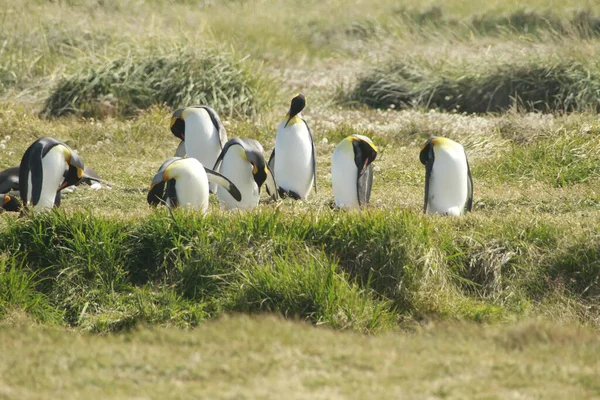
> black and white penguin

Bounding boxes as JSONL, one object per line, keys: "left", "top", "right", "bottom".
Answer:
{"left": 0, "top": 194, "right": 21, "bottom": 212}
{"left": 331, "top": 134, "right": 378, "bottom": 209}
{"left": 419, "top": 136, "right": 473, "bottom": 216}
{"left": 19, "top": 137, "right": 85, "bottom": 210}
{"left": 268, "top": 93, "right": 317, "bottom": 200}
{"left": 147, "top": 157, "right": 241, "bottom": 214}
{"left": 170, "top": 106, "right": 227, "bottom": 192}
{"left": 213, "top": 138, "right": 277, "bottom": 210}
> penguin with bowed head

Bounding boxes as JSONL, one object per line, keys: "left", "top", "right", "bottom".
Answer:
{"left": 419, "top": 136, "right": 473, "bottom": 216}
{"left": 147, "top": 157, "right": 241, "bottom": 214}
{"left": 19, "top": 137, "right": 85, "bottom": 211}
{"left": 331, "top": 134, "right": 378, "bottom": 209}
{"left": 170, "top": 106, "right": 227, "bottom": 192}
{"left": 268, "top": 93, "right": 317, "bottom": 200}
{"left": 213, "top": 138, "right": 277, "bottom": 210}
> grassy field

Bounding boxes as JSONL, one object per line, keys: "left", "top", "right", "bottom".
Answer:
{"left": 2, "top": 0, "right": 600, "bottom": 397}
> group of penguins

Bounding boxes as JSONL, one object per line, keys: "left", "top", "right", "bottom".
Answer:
{"left": 0, "top": 93, "right": 473, "bottom": 216}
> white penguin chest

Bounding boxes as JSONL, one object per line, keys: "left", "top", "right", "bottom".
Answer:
{"left": 274, "top": 120, "right": 314, "bottom": 198}
{"left": 184, "top": 110, "right": 222, "bottom": 168}
{"left": 428, "top": 148, "right": 469, "bottom": 215}
{"left": 174, "top": 170, "right": 210, "bottom": 213}
{"left": 331, "top": 147, "right": 359, "bottom": 208}
{"left": 217, "top": 151, "right": 259, "bottom": 210}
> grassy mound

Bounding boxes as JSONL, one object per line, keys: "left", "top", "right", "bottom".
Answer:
{"left": 344, "top": 59, "right": 600, "bottom": 113}
{"left": 42, "top": 50, "right": 271, "bottom": 119}
{"left": 0, "top": 209, "right": 598, "bottom": 332}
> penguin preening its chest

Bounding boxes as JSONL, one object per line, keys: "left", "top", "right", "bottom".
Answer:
{"left": 19, "top": 137, "right": 85, "bottom": 210}
{"left": 268, "top": 93, "right": 317, "bottom": 200}
{"left": 170, "top": 106, "right": 227, "bottom": 192}
{"left": 331, "top": 134, "right": 378, "bottom": 209}
{"left": 213, "top": 138, "right": 277, "bottom": 210}
{"left": 420, "top": 136, "right": 473, "bottom": 216}
{"left": 147, "top": 157, "right": 241, "bottom": 214}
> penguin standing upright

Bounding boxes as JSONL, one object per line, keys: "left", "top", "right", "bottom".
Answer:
{"left": 147, "top": 157, "right": 241, "bottom": 214}
{"left": 19, "top": 137, "right": 85, "bottom": 210}
{"left": 213, "top": 138, "right": 277, "bottom": 210}
{"left": 170, "top": 106, "right": 227, "bottom": 192}
{"left": 268, "top": 93, "right": 317, "bottom": 200}
{"left": 331, "top": 134, "right": 378, "bottom": 209}
{"left": 419, "top": 136, "right": 473, "bottom": 216}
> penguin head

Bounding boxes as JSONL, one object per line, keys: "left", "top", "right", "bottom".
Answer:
{"left": 243, "top": 149, "right": 269, "bottom": 190}
{"left": 170, "top": 108, "right": 186, "bottom": 140}
{"left": 285, "top": 93, "right": 306, "bottom": 127}
{"left": 1, "top": 194, "right": 21, "bottom": 212}
{"left": 60, "top": 147, "right": 85, "bottom": 190}
{"left": 348, "top": 134, "right": 378, "bottom": 170}
{"left": 420, "top": 136, "right": 460, "bottom": 165}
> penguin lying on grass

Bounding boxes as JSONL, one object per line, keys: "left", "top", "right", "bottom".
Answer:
{"left": 19, "top": 137, "right": 86, "bottom": 211}
{"left": 419, "top": 136, "right": 473, "bottom": 216}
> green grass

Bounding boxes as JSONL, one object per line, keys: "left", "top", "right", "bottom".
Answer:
{"left": 42, "top": 49, "right": 273, "bottom": 119}
{"left": 343, "top": 57, "right": 600, "bottom": 113}
{"left": 1, "top": 315, "right": 599, "bottom": 399}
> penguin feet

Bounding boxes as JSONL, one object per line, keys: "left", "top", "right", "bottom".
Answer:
{"left": 278, "top": 188, "right": 302, "bottom": 200}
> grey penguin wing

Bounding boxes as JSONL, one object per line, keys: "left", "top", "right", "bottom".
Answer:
{"left": 267, "top": 149, "right": 276, "bottom": 179}
{"left": 204, "top": 167, "right": 242, "bottom": 202}
{"left": 465, "top": 151, "right": 473, "bottom": 213}
{"left": 357, "top": 163, "right": 374, "bottom": 207}
{"left": 303, "top": 118, "right": 317, "bottom": 193}
{"left": 424, "top": 158, "right": 433, "bottom": 213}
{"left": 198, "top": 106, "right": 227, "bottom": 149}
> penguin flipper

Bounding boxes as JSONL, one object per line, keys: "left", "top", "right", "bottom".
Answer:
{"left": 267, "top": 149, "right": 275, "bottom": 179}
{"left": 204, "top": 167, "right": 242, "bottom": 202}
{"left": 174, "top": 140, "right": 186, "bottom": 157}
{"left": 424, "top": 158, "right": 434, "bottom": 214}
{"left": 357, "top": 163, "right": 374, "bottom": 207}
{"left": 265, "top": 166, "right": 278, "bottom": 200}
{"left": 465, "top": 151, "right": 473, "bottom": 213}
{"left": 198, "top": 106, "right": 227, "bottom": 149}
{"left": 304, "top": 119, "right": 318, "bottom": 194}
{"left": 54, "top": 191, "right": 61, "bottom": 207}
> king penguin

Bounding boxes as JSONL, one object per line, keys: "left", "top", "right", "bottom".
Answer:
{"left": 419, "top": 136, "right": 473, "bottom": 216}
{"left": 213, "top": 138, "right": 277, "bottom": 210}
{"left": 147, "top": 157, "right": 241, "bottom": 214}
{"left": 19, "top": 137, "right": 85, "bottom": 210}
{"left": 170, "top": 106, "right": 227, "bottom": 192}
{"left": 268, "top": 93, "right": 317, "bottom": 200}
{"left": 0, "top": 194, "right": 21, "bottom": 212}
{"left": 331, "top": 134, "right": 378, "bottom": 209}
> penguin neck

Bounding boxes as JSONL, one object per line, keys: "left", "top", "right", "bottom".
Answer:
{"left": 284, "top": 112, "right": 303, "bottom": 127}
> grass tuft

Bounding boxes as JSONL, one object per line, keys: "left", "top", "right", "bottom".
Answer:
{"left": 344, "top": 59, "right": 600, "bottom": 113}
{"left": 42, "top": 49, "right": 273, "bottom": 119}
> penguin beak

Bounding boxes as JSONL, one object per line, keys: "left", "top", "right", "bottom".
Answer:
{"left": 3, "top": 195, "right": 10, "bottom": 206}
